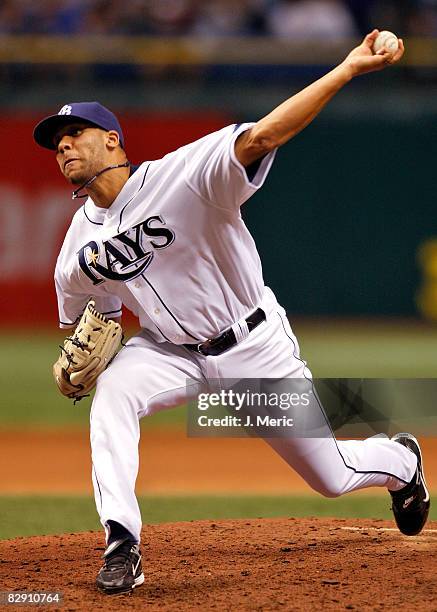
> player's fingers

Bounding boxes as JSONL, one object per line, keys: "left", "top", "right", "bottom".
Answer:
{"left": 391, "top": 38, "right": 405, "bottom": 62}
{"left": 363, "top": 29, "right": 379, "bottom": 47}
{"left": 368, "top": 53, "right": 392, "bottom": 69}
{"left": 385, "top": 42, "right": 404, "bottom": 65}
{"left": 376, "top": 39, "right": 404, "bottom": 63}
{"left": 373, "top": 50, "right": 391, "bottom": 61}
{"left": 376, "top": 50, "right": 394, "bottom": 64}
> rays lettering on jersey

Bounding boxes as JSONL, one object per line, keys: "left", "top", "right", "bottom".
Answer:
{"left": 78, "top": 215, "right": 175, "bottom": 285}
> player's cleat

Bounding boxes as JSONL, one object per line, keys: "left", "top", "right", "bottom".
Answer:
{"left": 96, "top": 537, "right": 144, "bottom": 595}
{"left": 390, "top": 433, "right": 430, "bottom": 536}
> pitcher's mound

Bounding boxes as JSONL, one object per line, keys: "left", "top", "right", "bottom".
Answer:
{"left": 1, "top": 517, "right": 436, "bottom": 611}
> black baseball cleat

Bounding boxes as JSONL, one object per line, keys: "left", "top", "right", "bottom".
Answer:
{"left": 96, "top": 537, "right": 144, "bottom": 595}
{"left": 390, "top": 433, "right": 430, "bottom": 536}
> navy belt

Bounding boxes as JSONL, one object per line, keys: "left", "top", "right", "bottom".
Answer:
{"left": 184, "top": 308, "right": 266, "bottom": 357}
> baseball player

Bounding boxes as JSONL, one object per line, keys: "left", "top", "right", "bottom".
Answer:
{"left": 33, "top": 30, "right": 429, "bottom": 596}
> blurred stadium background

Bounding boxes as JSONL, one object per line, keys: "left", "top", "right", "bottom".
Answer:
{"left": 1, "top": 0, "right": 437, "bottom": 539}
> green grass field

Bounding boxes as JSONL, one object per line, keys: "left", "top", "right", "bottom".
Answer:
{"left": 2, "top": 493, "right": 432, "bottom": 541}
{"left": 1, "top": 319, "right": 437, "bottom": 426}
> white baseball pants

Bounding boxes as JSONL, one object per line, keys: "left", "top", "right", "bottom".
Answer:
{"left": 90, "top": 287, "right": 417, "bottom": 543}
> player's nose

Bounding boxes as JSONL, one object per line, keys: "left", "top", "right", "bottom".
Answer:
{"left": 57, "top": 135, "right": 73, "bottom": 154}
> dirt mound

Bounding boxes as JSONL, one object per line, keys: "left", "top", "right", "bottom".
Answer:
{"left": 1, "top": 518, "right": 436, "bottom": 611}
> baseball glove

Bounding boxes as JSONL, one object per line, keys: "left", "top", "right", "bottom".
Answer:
{"left": 53, "top": 300, "right": 123, "bottom": 402}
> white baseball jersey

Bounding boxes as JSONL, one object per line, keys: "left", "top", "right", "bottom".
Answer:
{"left": 55, "top": 123, "right": 276, "bottom": 343}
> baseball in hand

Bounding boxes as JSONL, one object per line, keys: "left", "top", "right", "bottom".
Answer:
{"left": 372, "top": 30, "right": 399, "bottom": 55}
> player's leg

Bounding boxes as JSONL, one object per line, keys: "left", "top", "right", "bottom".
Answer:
{"left": 212, "top": 288, "right": 418, "bottom": 496}
{"left": 90, "top": 330, "right": 202, "bottom": 545}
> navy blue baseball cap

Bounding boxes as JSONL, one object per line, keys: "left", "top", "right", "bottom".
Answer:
{"left": 33, "top": 101, "right": 124, "bottom": 150}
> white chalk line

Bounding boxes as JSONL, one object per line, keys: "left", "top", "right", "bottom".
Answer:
{"left": 340, "top": 526, "right": 437, "bottom": 533}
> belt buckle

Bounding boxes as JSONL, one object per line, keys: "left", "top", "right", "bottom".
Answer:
{"left": 197, "top": 342, "right": 208, "bottom": 356}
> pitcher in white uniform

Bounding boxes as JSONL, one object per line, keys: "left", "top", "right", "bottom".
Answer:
{"left": 33, "top": 31, "right": 429, "bottom": 596}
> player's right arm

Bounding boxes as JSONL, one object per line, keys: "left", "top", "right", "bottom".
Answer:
{"left": 235, "top": 30, "right": 404, "bottom": 167}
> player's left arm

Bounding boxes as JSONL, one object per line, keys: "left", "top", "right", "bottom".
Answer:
{"left": 235, "top": 30, "right": 404, "bottom": 168}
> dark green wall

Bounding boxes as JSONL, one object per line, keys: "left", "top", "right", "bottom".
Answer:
{"left": 243, "top": 115, "right": 437, "bottom": 315}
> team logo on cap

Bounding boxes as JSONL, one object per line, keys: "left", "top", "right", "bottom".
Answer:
{"left": 58, "top": 105, "right": 72, "bottom": 115}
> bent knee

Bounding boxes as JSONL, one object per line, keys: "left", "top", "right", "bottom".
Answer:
{"left": 310, "top": 480, "right": 343, "bottom": 498}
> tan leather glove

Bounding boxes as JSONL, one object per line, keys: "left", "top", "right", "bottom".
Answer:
{"left": 53, "top": 300, "right": 122, "bottom": 402}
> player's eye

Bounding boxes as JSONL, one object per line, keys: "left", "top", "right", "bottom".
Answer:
{"left": 64, "top": 128, "right": 82, "bottom": 139}
{"left": 55, "top": 127, "right": 86, "bottom": 150}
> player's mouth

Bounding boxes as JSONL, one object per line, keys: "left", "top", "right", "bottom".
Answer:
{"left": 64, "top": 158, "right": 80, "bottom": 170}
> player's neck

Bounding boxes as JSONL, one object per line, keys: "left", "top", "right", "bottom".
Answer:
{"left": 85, "top": 164, "right": 131, "bottom": 209}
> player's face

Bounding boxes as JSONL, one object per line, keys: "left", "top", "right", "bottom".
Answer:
{"left": 55, "top": 123, "right": 110, "bottom": 185}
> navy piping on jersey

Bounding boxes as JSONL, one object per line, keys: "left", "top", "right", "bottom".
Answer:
{"left": 101, "top": 308, "right": 123, "bottom": 316}
{"left": 59, "top": 317, "right": 80, "bottom": 327}
{"left": 150, "top": 320, "right": 173, "bottom": 343}
{"left": 118, "top": 243, "right": 173, "bottom": 343}
{"left": 81, "top": 163, "right": 140, "bottom": 227}
{"left": 92, "top": 462, "right": 103, "bottom": 514}
{"left": 117, "top": 163, "right": 150, "bottom": 233}
{"left": 276, "top": 311, "right": 410, "bottom": 485}
{"left": 83, "top": 201, "right": 104, "bottom": 226}
{"left": 140, "top": 274, "right": 200, "bottom": 341}
{"left": 59, "top": 308, "right": 122, "bottom": 327}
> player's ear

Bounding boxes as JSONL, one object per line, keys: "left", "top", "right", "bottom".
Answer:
{"left": 105, "top": 130, "right": 120, "bottom": 150}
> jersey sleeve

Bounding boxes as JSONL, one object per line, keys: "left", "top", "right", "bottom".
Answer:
{"left": 184, "top": 123, "right": 277, "bottom": 212}
{"left": 55, "top": 276, "right": 123, "bottom": 329}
